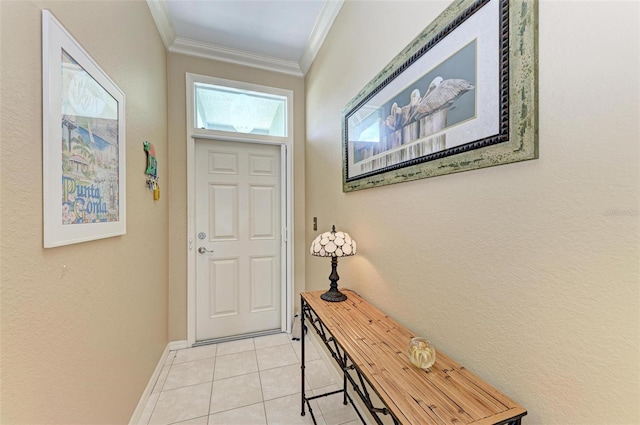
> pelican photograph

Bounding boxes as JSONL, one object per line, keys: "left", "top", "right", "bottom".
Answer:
{"left": 346, "top": 39, "right": 479, "bottom": 178}
{"left": 349, "top": 40, "right": 477, "bottom": 167}
{"left": 342, "top": 0, "right": 516, "bottom": 188}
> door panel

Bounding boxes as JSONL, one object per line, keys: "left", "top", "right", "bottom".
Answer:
{"left": 250, "top": 256, "right": 276, "bottom": 312}
{"left": 210, "top": 184, "right": 238, "bottom": 240}
{"left": 249, "top": 155, "right": 277, "bottom": 176}
{"left": 209, "top": 151, "right": 238, "bottom": 174}
{"left": 209, "top": 258, "right": 239, "bottom": 317}
{"left": 196, "top": 139, "right": 281, "bottom": 341}
{"left": 250, "top": 185, "right": 276, "bottom": 239}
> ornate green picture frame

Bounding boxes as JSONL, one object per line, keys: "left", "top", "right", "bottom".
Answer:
{"left": 342, "top": 0, "right": 538, "bottom": 192}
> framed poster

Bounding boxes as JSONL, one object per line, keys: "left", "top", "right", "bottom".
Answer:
{"left": 342, "top": 0, "right": 538, "bottom": 191}
{"left": 42, "top": 10, "right": 126, "bottom": 247}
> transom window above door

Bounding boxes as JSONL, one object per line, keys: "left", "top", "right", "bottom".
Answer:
{"left": 194, "top": 82, "right": 288, "bottom": 137}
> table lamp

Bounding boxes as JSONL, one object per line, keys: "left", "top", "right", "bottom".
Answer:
{"left": 309, "top": 225, "right": 356, "bottom": 302}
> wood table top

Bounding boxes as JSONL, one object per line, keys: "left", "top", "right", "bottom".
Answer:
{"left": 302, "top": 290, "right": 526, "bottom": 425}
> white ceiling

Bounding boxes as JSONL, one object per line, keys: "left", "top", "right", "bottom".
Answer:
{"left": 146, "top": 0, "right": 344, "bottom": 76}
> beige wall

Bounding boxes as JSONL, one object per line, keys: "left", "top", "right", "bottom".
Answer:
{"left": 167, "top": 53, "right": 306, "bottom": 341}
{"left": 305, "top": 1, "right": 639, "bottom": 424}
{"left": 0, "top": 1, "right": 168, "bottom": 424}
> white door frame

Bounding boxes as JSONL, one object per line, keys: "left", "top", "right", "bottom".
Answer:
{"left": 185, "top": 73, "right": 294, "bottom": 346}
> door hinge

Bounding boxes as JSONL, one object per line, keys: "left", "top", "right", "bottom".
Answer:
{"left": 283, "top": 227, "right": 288, "bottom": 242}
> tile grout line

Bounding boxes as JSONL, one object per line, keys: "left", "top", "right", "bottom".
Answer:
{"left": 207, "top": 348, "right": 215, "bottom": 422}
{"left": 255, "top": 354, "right": 268, "bottom": 425}
{"left": 143, "top": 394, "right": 160, "bottom": 425}
{"left": 143, "top": 350, "right": 174, "bottom": 425}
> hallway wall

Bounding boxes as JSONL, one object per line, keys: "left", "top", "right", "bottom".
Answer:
{"left": 305, "top": 1, "right": 639, "bottom": 424}
{"left": 0, "top": 1, "right": 169, "bottom": 423}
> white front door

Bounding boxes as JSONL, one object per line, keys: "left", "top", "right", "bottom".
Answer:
{"left": 195, "top": 139, "right": 282, "bottom": 341}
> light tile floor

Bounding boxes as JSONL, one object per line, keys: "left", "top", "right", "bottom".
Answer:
{"left": 137, "top": 333, "right": 363, "bottom": 425}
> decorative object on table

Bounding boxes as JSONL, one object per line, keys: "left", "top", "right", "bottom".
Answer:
{"left": 342, "top": 0, "right": 538, "bottom": 192}
{"left": 310, "top": 225, "right": 357, "bottom": 302}
{"left": 407, "top": 337, "right": 437, "bottom": 370}
{"left": 42, "top": 10, "right": 126, "bottom": 247}
{"left": 143, "top": 141, "right": 160, "bottom": 201}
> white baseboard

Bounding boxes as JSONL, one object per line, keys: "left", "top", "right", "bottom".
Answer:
{"left": 169, "top": 340, "right": 189, "bottom": 350}
{"left": 129, "top": 340, "right": 187, "bottom": 425}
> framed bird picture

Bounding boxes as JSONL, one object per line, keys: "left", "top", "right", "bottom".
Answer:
{"left": 342, "top": 0, "right": 538, "bottom": 192}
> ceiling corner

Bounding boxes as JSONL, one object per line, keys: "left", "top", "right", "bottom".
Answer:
{"left": 146, "top": 0, "right": 177, "bottom": 49}
{"left": 299, "top": 0, "right": 345, "bottom": 75}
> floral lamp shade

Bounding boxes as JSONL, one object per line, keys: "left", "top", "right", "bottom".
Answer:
{"left": 310, "top": 226, "right": 356, "bottom": 258}
{"left": 310, "top": 225, "right": 356, "bottom": 302}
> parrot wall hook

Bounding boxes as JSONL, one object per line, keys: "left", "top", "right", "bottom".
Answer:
{"left": 143, "top": 141, "right": 160, "bottom": 201}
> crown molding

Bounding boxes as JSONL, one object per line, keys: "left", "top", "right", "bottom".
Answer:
{"left": 299, "top": 0, "right": 344, "bottom": 75}
{"left": 146, "top": 0, "right": 176, "bottom": 49}
{"left": 170, "top": 37, "right": 303, "bottom": 77}
{"left": 146, "top": 0, "right": 340, "bottom": 76}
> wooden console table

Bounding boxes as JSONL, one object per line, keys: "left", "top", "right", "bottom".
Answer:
{"left": 300, "top": 290, "right": 526, "bottom": 425}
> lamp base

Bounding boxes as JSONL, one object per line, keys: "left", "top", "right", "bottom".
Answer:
{"left": 321, "top": 288, "right": 347, "bottom": 302}
{"left": 321, "top": 256, "right": 347, "bottom": 302}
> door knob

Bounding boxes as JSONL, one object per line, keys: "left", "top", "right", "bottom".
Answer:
{"left": 198, "top": 247, "right": 214, "bottom": 254}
